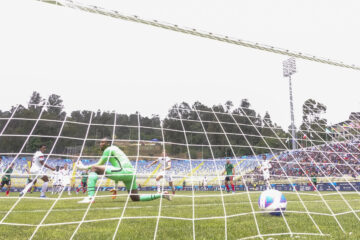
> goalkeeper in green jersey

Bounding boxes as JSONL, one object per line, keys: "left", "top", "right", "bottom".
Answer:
{"left": 77, "top": 138, "right": 172, "bottom": 203}
{"left": 1, "top": 163, "right": 14, "bottom": 196}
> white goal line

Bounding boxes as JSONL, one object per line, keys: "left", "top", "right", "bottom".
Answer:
{"left": 1, "top": 209, "right": 357, "bottom": 228}
{"left": 0, "top": 198, "right": 358, "bottom": 214}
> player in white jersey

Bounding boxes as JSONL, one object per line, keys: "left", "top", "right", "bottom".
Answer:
{"left": 51, "top": 166, "right": 61, "bottom": 195}
{"left": 60, "top": 164, "right": 72, "bottom": 195}
{"left": 202, "top": 176, "right": 208, "bottom": 190}
{"left": 20, "top": 145, "right": 55, "bottom": 198}
{"left": 260, "top": 155, "right": 271, "bottom": 190}
{"left": 147, "top": 150, "right": 175, "bottom": 194}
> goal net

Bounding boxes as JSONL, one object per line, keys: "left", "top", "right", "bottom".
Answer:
{"left": 0, "top": 0, "right": 359, "bottom": 239}
{"left": 0, "top": 101, "right": 359, "bottom": 239}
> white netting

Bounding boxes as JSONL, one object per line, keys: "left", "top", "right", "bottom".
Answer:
{"left": 0, "top": 0, "right": 359, "bottom": 239}
{"left": 0, "top": 103, "right": 359, "bottom": 239}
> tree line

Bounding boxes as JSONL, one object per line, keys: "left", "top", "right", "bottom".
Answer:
{"left": 0, "top": 92, "right": 330, "bottom": 159}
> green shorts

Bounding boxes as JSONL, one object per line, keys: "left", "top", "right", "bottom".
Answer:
{"left": 105, "top": 166, "right": 137, "bottom": 191}
{"left": 1, "top": 179, "right": 11, "bottom": 187}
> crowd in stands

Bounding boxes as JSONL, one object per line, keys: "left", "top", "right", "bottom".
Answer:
{"left": 0, "top": 155, "right": 261, "bottom": 179}
{"left": 0, "top": 157, "right": 74, "bottom": 175}
{"left": 262, "top": 139, "right": 360, "bottom": 180}
{"left": 1, "top": 140, "right": 359, "bottom": 185}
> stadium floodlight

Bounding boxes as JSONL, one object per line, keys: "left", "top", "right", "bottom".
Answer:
{"left": 283, "top": 57, "right": 296, "bottom": 77}
{"left": 283, "top": 58, "right": 297, "bottom": 150}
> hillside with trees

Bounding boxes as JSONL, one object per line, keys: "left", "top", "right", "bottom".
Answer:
{"left": 0, "top": 92, "right": 330, "bottom": 159}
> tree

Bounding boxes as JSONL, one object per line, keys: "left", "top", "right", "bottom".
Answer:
{"left": 28, "top": 91, "right": 43, "bottom": 109}
{"left": 263, "top": 112, "right": 273, "bottom": 128}
{"left": 225, "top": 100, "right": 233, "bottom": 112}
{"left": 302, "top": 99, "right": 327, "bottom": 124}
{"left": 47, "top": 94, "right": 64, "bottom": 117}
{"left": 237, "top": 99, "right": 261, "bottom": 154}
{"left": 300, "top": 99, "right": 328, "bottom": 144}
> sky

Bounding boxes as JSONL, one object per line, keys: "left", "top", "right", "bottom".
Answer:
{"left": 0, "top": 0, "right": 359, "bottom": 129}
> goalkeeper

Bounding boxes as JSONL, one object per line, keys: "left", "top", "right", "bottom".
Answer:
{"left": 77, "top": 137, "right": 172, "bottom": 203}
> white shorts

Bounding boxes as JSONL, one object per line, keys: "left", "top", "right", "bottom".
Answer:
{"left": 53, "top": 180, "right": 61, "bottom": 186}
{"left": 263, "top": 172, "right": 270, "bottom": 181}
{"left": 30, "top": 167, "right": 46, "bottom": 179}
{"left": 62, "top": 179, "right": 70, "bottom": 186}
{"left": 157, "top": 171, "right": 173, "bottom": 182}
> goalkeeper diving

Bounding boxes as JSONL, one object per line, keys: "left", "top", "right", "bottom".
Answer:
{"left": 77, "top": 137, "right": 172, "bottom": 203}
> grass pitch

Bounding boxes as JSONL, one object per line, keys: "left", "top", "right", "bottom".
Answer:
{"left": 0, "top": 190, "right": 359, "bottom": 240}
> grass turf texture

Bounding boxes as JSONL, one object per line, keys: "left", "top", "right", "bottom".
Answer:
{"left": 0, "top": 191, "right": 358, "bottom": 240}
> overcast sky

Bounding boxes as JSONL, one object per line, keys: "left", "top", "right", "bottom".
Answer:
{"left": 0, "top": 0, "right": 359, "bottom": 129}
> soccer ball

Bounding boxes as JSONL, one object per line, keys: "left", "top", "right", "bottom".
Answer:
{"left": 258, "top": 189, "right": 287, "bottom": 216}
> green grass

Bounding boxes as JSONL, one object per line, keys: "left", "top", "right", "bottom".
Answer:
{"left": 0, "top": 191, "right": 359, "bottom": 239}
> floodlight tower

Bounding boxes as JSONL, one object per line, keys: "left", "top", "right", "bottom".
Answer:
{"left": 283, "top": 58, "right": 297, "bottom": 150}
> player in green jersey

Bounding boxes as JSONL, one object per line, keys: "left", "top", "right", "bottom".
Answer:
{"left": 222, "top": 159, "right": 235, "bottom": 194}
{"left": 76, "top": 170, "right": 88, "bottom": 194}
{"left": 311, "top": 174, "right": 317, "bottom": 191}
{"left": 77, "top": 138, "right": 172, "bottom": 203}
{"left": 1, "top": 163, "right": 14, "bottom": 196}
